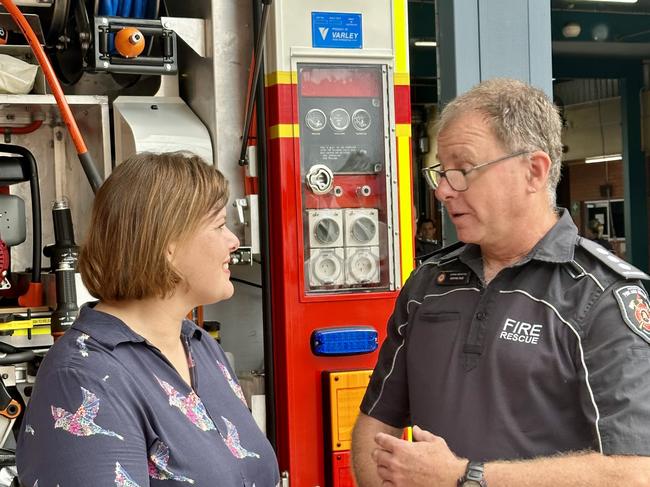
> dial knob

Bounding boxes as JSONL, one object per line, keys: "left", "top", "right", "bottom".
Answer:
{"left": 315, "top": 218, "right": 341, "bottom": 245}
{"left": 351, "top": 216, "right": 376, "bottom": 244}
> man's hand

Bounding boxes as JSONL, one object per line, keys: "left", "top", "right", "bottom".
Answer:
{"left": 372, "top": 425, "right": 467, "bottom": 486}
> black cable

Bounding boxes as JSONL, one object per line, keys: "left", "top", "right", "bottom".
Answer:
{"left": 231, "top": 277, "right": 262, "bottom": 289}
{"left": 253, "top": 0, "right": 276, "bottom": 450}
{"left": 238, "top": 0, "right": 273, "bottom": 166}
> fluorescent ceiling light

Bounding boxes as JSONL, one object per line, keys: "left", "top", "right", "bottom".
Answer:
{"left": 576, "top": 0, "right": 637, "bottom": 3}
{"left": 413, "top": 41, "right": 437, "bottom": 47}
{"left": 585, "top": 154, "right": 622, "bottom": 164}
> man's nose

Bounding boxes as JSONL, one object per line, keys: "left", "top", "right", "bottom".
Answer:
{"left": 433, "top": 176, "right": 457, "bottom": 201}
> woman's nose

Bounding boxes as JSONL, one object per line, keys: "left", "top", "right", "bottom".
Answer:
{"left": 228, "top": 228, "right": 240, "bottom": 251}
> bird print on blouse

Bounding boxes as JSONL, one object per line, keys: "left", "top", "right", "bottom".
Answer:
{"left": 148, "top": 440, "right": 195, "bottom": 483}
{"left": 155, "top": 376, "right": 216, "bottom": 431}
{"left": 51, "top": 387, "right": 124, "bottom": 440}
{"left": 217, "top": 360, "right": 247, "bottom": 406}
{"left": 220, "top": 416, "right": 260, "bottom": 459}
{"left": 25, "top": 424, "right": 35, "bottom": 435}
{"left": 115, "top": 462, "right": 142, "bottom": 487}
{"left": 76, "top": 333, "right": 90, "bottom": 357}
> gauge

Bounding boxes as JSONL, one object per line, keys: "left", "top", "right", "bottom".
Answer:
{"left": 305, "top": 109, "right": 327, "bottom": 131}
{"left": 351, "top": 216, "right": 377, "bottom": 244}
{"left": 329, "top": 108, "right": 351, "bottom": 131}
{"left": 315, "top": 217, "right": 341, "bottom": 245}
{"left": 352, "top": 109, "right": 372, "bottom": 131}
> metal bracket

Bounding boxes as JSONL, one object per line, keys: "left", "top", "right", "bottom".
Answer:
{"left": 160, "top": 17, "right": 206, "bottom": 57}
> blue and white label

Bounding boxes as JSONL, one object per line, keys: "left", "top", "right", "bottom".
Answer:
{"left": 312, "top": 12, "right": 363, "bottom": 49}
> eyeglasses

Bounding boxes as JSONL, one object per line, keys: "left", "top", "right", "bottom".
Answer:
{"left": 422, "top": 150, "right": 529, "bottom": 192}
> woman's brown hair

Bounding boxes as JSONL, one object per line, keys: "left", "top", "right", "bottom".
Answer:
{"left": 78, "top": 152, "right": 229, "bottom": 301}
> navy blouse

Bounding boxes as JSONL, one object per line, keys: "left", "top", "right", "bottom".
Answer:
{"left": 16, "top": 305, "right": 280, "bottom": 486}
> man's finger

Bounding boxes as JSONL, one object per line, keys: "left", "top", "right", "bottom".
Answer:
{"left": 412, "top": 424, "right": 437, "bottom": 442}
{"left": 373, "top": 448, "right": 393, "bottom": 468}
{"left": 375, "top": 432, "right": 404, "bottom": 451}
{"left": 377, "top": 464, "right": 392, "bottom": 480}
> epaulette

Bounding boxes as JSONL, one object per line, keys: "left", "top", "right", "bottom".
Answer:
{"left": 577, "top": 236, "right": 650, "bottom": 281}
{"left": 416, "top": 241, "right": 465, "bottom": 266}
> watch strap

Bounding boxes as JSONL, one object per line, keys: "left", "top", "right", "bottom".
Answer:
{"left": 457, "top": 461, "right": 487, "bottom": 487}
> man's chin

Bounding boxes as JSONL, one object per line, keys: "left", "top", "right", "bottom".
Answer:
{"left": 455, "top": 228, "right": 481, "bottom": 245}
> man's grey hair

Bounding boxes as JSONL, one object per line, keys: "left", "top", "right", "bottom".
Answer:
{"left": 437, "top": 78, "right": 563, "bottom": 208}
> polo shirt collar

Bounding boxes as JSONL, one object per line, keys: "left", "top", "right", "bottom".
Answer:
{"left": 72, "top": 303, "right": 202, "bottom": 350}
{"left": 458, "top": 208, "right": 577, "bottom": 273}
{"left": 526, "top": 208, "right": 577, "bottom": 264}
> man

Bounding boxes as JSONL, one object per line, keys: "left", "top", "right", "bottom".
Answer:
{"left": 587, "top": 218, "right": 613, "bottom": 251}
{"left": 352, "top": 78, "right": 650, "bottom": 486}
{"left": 415, "top": 218, "right": 441, "bottom": 259}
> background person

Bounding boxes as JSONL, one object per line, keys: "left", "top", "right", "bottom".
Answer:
{"left": 16, "top": 152, "right": 280, "bottom": 486}
{"left": 352, "top": 78, "right": 650, "bottom": 487}
{"left": 586, "top": 218, "right": 613, "bottom": 251}
{"left": 415, "top": 218, "right": 441, "bottom": 260}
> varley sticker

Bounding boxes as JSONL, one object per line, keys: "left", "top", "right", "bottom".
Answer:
{"left": 614, "top": 285, "right": 650, "bottom": 344}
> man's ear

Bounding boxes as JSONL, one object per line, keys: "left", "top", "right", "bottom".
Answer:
{"left": 526, "top": 151, "right": 552, "bottom": 194}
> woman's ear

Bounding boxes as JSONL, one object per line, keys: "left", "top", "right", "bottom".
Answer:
{"left": 166, "top": 241, "right": 177, "bottom": 264}
{"left": 526, "top": 150, "right": 552, "bottom": 194}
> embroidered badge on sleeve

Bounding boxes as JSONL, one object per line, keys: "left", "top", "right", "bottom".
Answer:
{"left": 115, "top": 462, "right": 142, "bottom": 487}
{"left": 220, "top": 416, "right": 260, "bottom": 459}
{"left": 217, "top": 360, "right": 247, "bottom": 406}
{"left": 148, "top": 440, "right": 195, "bottom": 483}
{"left": 51, "top": 387, "right": 124, "bottom": 439}
{"left": 614, "top": 285, "right": 650, "bottom": 344}
{"left": 155, "top": 376, "right": 216, "bottom": 431}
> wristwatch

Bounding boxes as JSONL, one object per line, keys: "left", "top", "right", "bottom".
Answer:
{"left": 457, "top": 461, "right": 487, "bottom": 487}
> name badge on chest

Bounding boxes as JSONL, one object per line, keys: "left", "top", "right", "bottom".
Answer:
{"left": 435, "top": 271, "right": 471, "bottom": 286}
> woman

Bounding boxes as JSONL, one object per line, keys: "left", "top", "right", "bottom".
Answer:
{"left": 16, "top": 152, "right": 280, "bottom": 486}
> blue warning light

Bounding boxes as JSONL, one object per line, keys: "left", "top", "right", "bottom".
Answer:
{"left": 311, "top": 326, "right": 378, "bottom": 356}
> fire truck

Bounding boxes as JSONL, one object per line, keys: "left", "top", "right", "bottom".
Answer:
{"left": 0, "top": 0, "right": 413, "bottom": 485}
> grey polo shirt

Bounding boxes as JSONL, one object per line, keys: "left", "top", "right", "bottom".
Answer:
{"left": 17, "top": 305, "right": 280, "bottom": 486}
{"left": 361, "top": 209, "right": 650, "bottom": 461}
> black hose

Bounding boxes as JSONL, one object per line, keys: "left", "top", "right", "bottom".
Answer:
{"left": 253, "top": 0, "right": 276, "bottom": 450}
{"left": 0, "top": 342, "right": 20, "bottom": 354}
{"left": 239, "top": 0, "right": 273, "bottom": 166}
{"left": 0, "top": 350, "right": 35, "bottom": 364}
